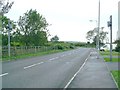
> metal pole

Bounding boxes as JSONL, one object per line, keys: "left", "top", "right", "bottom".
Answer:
{"left": 110, "top": 15, "right": 112, "bottom": 61}
{"left": 95, "top": 20, "right": 98, "bottom": 49}
{"left": 97, "top": 0, "right": 100, "bottom": 51}
{"left": 8, "top": 20, "right": 11, "bottom": 57}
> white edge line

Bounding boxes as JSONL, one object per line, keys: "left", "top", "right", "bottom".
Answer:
{"left": 103, "top": 57, "right": 119, "bottom": 89}
{"left": 24, "top": 62, "right": 44, "bottom": 69}
{"left": 0, "top": 73, "right": 8, "bottom": 77}
{"left": 64, "top": 53, "right": 90, "bottom": 89}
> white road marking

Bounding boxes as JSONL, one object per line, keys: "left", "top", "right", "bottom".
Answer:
{"left": 0, "top": 73, "right": 8, "bottom": 77}
{"left": 64, "top": 53, "right": 90, "bottom": 89}
{"left": 49, "top": 57, "right": 59, "bottom": 61}
{"left": 61, "top": 55, "right": 65, "bottom": 57}
{"left": 49, "top": 58, "right": 55, "bottom": 61}
{"left": 54, "top": 57, "right": 59, "bottom": 59}
{"left": 24, "top": 62, "right": 44, "bottom": 69}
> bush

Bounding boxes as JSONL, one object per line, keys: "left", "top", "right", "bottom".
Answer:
{"left": 69, "top": 45, "right": 75, "bottom": 49}
{"left": 115, "top": 46, "right": 120, "bottom": 52}
{"left": 54, "top": 45, "right": 64, "bottom": 50}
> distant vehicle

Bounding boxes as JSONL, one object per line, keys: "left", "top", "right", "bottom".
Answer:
{"left": 100, "top": 44, "right": 117, "bottom": 51}
{"left": 100, "top": 45, "right": 108, "bottom": 51}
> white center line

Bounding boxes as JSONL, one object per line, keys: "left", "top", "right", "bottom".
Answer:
{"left": 54, "top": 57, "right": 58, "bottom": 59}
{"left": 24, "top": 62, "right": 44, "bottom": 69}
{"left": 49, "top": 57, "right": 59, "bottom": 61}
{"left": 0, "top": 73, "right": 8, "bottom": 77}
{"left": 49, "top": 58, "right": 55, "bottom": 61}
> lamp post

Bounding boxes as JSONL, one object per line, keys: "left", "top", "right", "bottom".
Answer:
{"left": 97, "top": 0, "right": 100, "bottom": 51}
{"left": 8, "top": 20, "right": 12, "bottom": 57}
{"left": 107, "top": 15, "right": 112, "bottom": 61}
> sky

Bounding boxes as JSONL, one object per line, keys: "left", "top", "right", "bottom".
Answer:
{"left": 5, "top": 0, "right": 119, "bottom": 42}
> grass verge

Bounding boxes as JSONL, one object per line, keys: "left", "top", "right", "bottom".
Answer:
{"left": 2, "top": 49, "right": 71, "bottom": 62}
{"left": 100, "top": 51, "right": 120, "bottom": 56}
{"left": 104, "top": 58, "right": 120, "bottom": 62}
{"left": 111, "top": 70, "right": 120, "bottom": 89}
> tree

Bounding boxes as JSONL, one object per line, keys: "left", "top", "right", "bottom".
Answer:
{"left": 1, "top": 16, "right": 17, "bottom": 46}
{"left": 86, "top": 27, "right": 108, "bottom": 47}
{"left": 114, "top": 39, "right": 120, "bottom": 52}
{"left": 1, "top": 16, "right": 16, "bottom": 34}
{"left": 0, "top": 0, "right": 14, "bottom": 14}
{"left": 51, "top": 35, "right": 59, "bottom": 42}
{"left": 18, "top": 9, "right": 49, "bottom": 46}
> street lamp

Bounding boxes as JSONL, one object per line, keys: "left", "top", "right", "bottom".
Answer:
{"left": 98, "top": 0, "right": 101, "bottom": 51}
{"left": 107, "top": 15, "right": 112, "bottom": 61}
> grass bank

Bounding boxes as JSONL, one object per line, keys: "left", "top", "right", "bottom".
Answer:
{"left": 2, "top": 49, "right": 71, "bottom": 62}
{"left": 111, "top": 70, "right": 120, "bottom": 89}
{"left": 100, "top": 51, "right": 120, "bottom": 56}
{"left": 104, "top": 58, "right": 120, "bottom": 62}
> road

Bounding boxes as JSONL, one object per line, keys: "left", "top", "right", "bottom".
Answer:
{"left": 2, "top": 48, "right": 91, "bottom": 88}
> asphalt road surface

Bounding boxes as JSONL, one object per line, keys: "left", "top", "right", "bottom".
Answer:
{"left": 2, "top": 48, "right": 91, "bottom": 88}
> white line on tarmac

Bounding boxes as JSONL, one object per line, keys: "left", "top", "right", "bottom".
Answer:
{"left": 54, "top": 57, "right": 59, "bottom": 59}
{"left": 0, "top": 73, "right": 8, "bottom": 77}
{"left": 49, "top": 58, "right": 55, "bottom": 61}
{"left": 61, "top": 55, "right": 65, "bottom": 57}
{"left": 64, "top": 53, "right": 90, "bottom": 89}
{"left": 49, "top": 57, "right": 59, "bottom": 61}
{"left": 24, "top": 62, "right": 44, "bottom": 69}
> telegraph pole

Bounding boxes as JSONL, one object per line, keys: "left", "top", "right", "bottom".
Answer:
{"left": 107, "top": 15, "right": 112, "bottom": 61}
{"left": 8, "top": 20, "right": 12, "bottom": 57}
{"left": 97, "top": 0, "right": 100, "bottom": 51}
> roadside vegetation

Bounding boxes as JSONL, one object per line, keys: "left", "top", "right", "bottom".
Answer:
{"left": 111, "top": 71, "right": 120, "bottom": 89}
{"left": 2, "top": 41, "right": 77, "bottom": 61}
{"left": 100, "top": 51, "right": 120, "bottom": 56}
{"left": 104, "top": 58, "right": 120, "bottom": 62}
{"left": 100, "top": 50, "right": 120, "bottom": 89}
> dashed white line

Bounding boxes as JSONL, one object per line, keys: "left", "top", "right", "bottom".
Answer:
{"left": 0, "top": 73, "right": 8, "bottom": 77}
{"left": 61, "top": 55, "right": 65, "bottom": 57}
{"left": 49, "top": 57, "right": 59, "bottom": 61}
{"left": 54, "top": 57, "right": 59, "bottom": 59}
{"left": 64, "top": 53, "right": 90, "bottom": 89}
{"left": 49, "top": 58, "right": 55, "bottom": 61}
{"left": 24, "top": 62, "right": 44, "bottom": 69}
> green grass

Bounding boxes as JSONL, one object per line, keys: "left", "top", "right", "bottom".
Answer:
{"left": 111, "top": 70, "right": 120, "bottom": 89}
{"left": 2, "top": 49, "right": 70, "bottom": 61}
{"left": 100, "top": 51, "right": 120, "bottom": 56}
{"left": 104, "top": 58, "right": 120, "bottom": 62}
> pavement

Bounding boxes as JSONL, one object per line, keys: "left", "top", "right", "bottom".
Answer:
{"left": 68, "top": 49, "right": 118, "bottom": 88}
{"left": 1, "top": 48, "right": 118, "bottom": 89}
{"left": 106, "top": 62, "right": 120, "bottom": 70}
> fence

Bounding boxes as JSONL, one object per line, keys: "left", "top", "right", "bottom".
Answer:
{"left": 2, "top": 46, "right": 59, "bottom": 58}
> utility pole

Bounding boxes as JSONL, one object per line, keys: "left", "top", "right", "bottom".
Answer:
{"left": 8, "top": 20, "right": 12, "bottom": 57}
{"left": 97, "top": 0, "right": 100, "bottom": 51}
{"left": 107, "top": 15, "right": 112, "bottom": 61}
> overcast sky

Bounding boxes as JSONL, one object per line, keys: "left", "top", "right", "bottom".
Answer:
{"left": 5, "top": 0, "right": 119, "bottom": 42}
